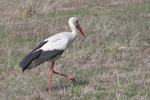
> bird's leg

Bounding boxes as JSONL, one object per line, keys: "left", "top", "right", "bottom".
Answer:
{"left": 53, "top": 70, "right": 77, "bottom": 82}
{"left": 49, "top": 61, "right": 55, "bottom": 92}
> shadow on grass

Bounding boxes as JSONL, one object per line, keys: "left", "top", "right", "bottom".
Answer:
{"left": 77, "top": 80, "right": 90, "bottom": 86}
{"left": 44, "top": 80, "right": 89, "bottom": 92}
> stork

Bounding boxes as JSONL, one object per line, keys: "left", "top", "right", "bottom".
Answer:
{"left": 19, "top": 17, "right": 85, "bottom": 92}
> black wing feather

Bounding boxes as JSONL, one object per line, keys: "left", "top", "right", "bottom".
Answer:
{"left": 19, "top": 48, "right": 64, "bottom": 72}
{"left": 19, "top": 50, "right": 42, "bottom": 72}
{"left": 19, "top": 41, "right": 48, "bottom": 72}
{"left": 31, "top": 41, "right": 48, "bottom": 52}
{"left": 27, "top": 50, "right": 64, "bottom": 69}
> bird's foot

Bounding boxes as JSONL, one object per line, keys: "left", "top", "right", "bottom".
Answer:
{"left": 69, "top": 77, "right": 77, "bottom": 83}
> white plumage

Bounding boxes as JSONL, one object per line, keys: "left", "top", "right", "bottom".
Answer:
{"left": 41, "top": 32, "right": 75, "bottom": 51}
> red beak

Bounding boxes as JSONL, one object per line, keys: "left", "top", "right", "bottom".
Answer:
{"left": 76, "top": 24, "right": 85, "bottom": 37}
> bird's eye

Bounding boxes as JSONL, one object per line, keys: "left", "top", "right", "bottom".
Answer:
{"left": 76, "top": 21, "right": 78, "bottom": 24}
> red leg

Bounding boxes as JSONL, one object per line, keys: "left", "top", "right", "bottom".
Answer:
{"left": 49, "top": 61, "right": 55, "bottom": 92}
{"left": 53, "top": 70, "right": 77, "bottom": 82}
{"left": 49, "top": 62, "right": 77, "bottom": 92}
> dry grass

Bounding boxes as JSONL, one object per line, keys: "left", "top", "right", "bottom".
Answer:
{"left": 0, "top": 0, "right": 150, "bottom": 99}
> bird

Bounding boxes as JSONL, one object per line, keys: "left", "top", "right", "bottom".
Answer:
{"left": 19, "top": 17, "right": 85, "bottom": 92}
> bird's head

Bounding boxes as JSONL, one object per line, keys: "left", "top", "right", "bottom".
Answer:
{"left": 69, "top": 17, "right": 85, "bottom": 37}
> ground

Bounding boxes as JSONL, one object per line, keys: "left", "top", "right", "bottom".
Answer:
{"left": 0, "top": 0, "right": 150, "bottom": 99}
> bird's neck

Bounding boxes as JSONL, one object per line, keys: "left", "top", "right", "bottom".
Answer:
{"left": 72, "top": 29, "right": 78, "bottom": 38}
{"left": 69, "top": 22, "right": 78, "bottom": 38}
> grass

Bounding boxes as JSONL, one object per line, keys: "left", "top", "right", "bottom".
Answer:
{"left": 41, "top": 10, "right": 92, "bottom": 18}
{"left": 0, "top": 0, "right": 150, "bottom": 99}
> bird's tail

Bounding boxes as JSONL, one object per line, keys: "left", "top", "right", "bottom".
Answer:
{"left": 19, "top": 50, "right": 42, "bottom": 72}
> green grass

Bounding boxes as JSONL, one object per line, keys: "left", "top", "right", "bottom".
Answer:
{"left": 0, "top": 0, "right": 150, "bottom": 99}
{"left": 42, "top": 10, "right": 92, "bottom": 18}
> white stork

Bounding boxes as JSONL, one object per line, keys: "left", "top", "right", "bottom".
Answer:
{"left": 19, "top": 17, "right": 85, "bottom": 92}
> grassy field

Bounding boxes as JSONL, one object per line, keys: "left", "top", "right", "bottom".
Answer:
{"left": 0, "top": 0, "right": 150, "bottom": 99}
